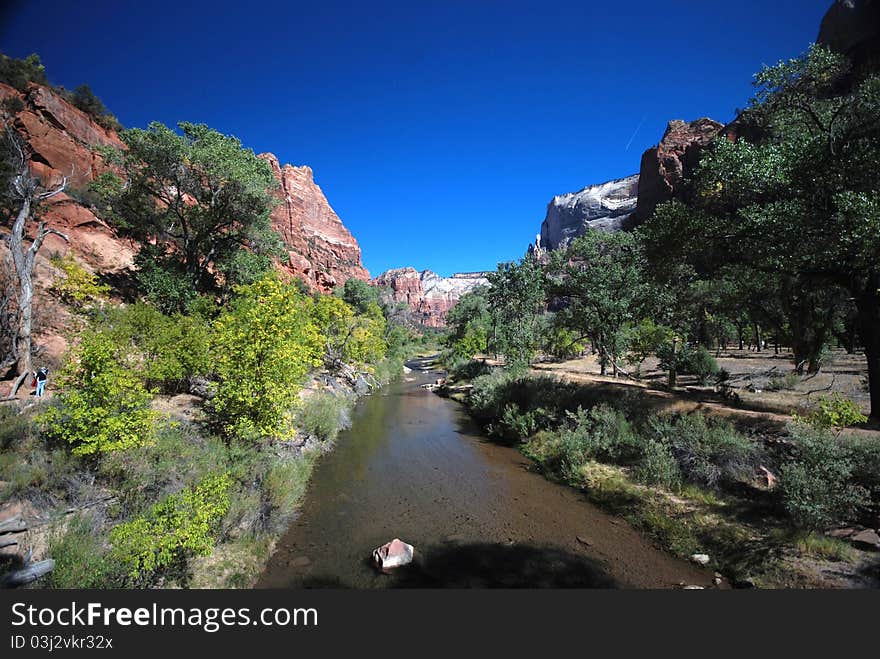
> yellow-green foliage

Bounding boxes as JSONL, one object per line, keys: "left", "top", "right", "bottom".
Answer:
{"left": 795, "top": 393, "right": 868, "bottom": 430}
{"left": 109, "top": 472, "right": 232, "bottom": 579}
{"left": 311, "top": 295, "right": 387, "bottom": 367}
{"left": 211, "top": 276, "right": 323, "bottom": 438}
{"left": 40, "top": 332, "right": 157, "bottom": 455}
{"left": 50, "top": 254, "right": 110, "bottom": 308}
{"left": 544, "top": 324, "right": 583, "bottom": 360}
{"left": 101, "top": 304, "right": 212, "bottom": 391}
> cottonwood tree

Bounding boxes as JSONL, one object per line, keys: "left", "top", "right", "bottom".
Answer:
{"left": 642, "top": 46, "right": 880, "bottom": 420}
{"left": 0, "top": 120, "right": 68, "bottom": 392}
{"left": 547, "top": 231, "right": 646, "bottom": 377}
{"left": 486, "top": 256, "right": 545, "bottom": 369}
{"left": 95, "top": 121, "right": 281, "bottom": 311}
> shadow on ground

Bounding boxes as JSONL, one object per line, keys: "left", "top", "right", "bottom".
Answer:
{"left": 297, "top": 541, "right": 617, "bottom": 588}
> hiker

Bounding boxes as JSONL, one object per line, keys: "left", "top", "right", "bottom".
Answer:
{"left": 34, "top": 367, "right": 48, "bottom": 397}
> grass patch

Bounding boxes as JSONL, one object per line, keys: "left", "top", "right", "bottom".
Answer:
{"left": 263, "top": 455, "right": 315, "bottom": 515}
{"left": 189, "top": 534, "right": 272, "bottom": 589}
{"left": 45, "top": 514, "right": 121, "bottom": 589}
{"left": 794, "top": 532, "right": 857, "bottom": 562}
{"left": 295, "top": 391, "right": 353, "bottom": 443}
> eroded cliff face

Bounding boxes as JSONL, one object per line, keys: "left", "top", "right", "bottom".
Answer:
{"left": 532, "top": 118, "right": 724, "bottom": 251}
{"left": 260, "top": 154, "right": 369, "bottom": 293}
{"left": 0, "top": 82, "right": 371, "bottom": 366}
{"left": 630, "top": 118, "right": 724, "bottom": 227}
{"left": 373, "top": 268, "right": 488, "bottom": 327}
{"left": 538, "top": 174, "right": 639, "bottom": 251}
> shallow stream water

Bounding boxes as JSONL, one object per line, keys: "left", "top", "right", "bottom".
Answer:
{"left": 258, "top": 361, "right": 714, "bottom": 588}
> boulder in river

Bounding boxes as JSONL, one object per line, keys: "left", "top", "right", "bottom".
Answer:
{"left": 372, "top": 538, "right": 414, "bottom": 571}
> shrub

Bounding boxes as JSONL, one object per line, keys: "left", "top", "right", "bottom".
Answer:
{"left": 680, "top": 345, "right": 720, "bottom": 383}
{"left": 109, "top": 472, "right": 232, "bottom": 582}
{"left": 69, "top": 84, "right": 122, "bottom": 131}
{"left": 0, "top": 53, "right": 48, "bottom": 91}
{"left": 210, "top": 276, "right": 323, "bottom": 439}
{"left": 658, "top": 342, "right": 720, "bottom": 385}
{"left": 468, "top": 369, "right": 517, "bottom": 422}
{"left": 522, "top": 430, "right": 566, "bottom": 470}
{"left": 795, "top": 393, "right": 868, "bottom": 430}
{"left": 46, "top": 515, "right": 119, "bottom": 589}
{"left": 779, "top": 424, "right": 869, "bottom": 530}
{"left": 100, "top": 304, "right": 212, "bottom": 392}
{"left": 766, "top": 371, "right": 800, "bottom": 391}
{"left": 40, "top": 331, "right": 158, "bottom": 455}
{"left": 373, "top": 353, "right": 406, "bottom": 385}
{"left": 263, "top": 456, "right": 314, "bottom": 516}
{"left": 99, "top": 423, "right": 227, "bottom": 515}
{"left": 646, "top": 414, "right": 760, "bottom": 489}
{"left": 447, "top": 357, "right": 491, "bottom": 383}
{"left": 840, "top": 436, "right": 880, "bottom": 515}
{"left": 295, "top": 391, "right": 352, "bottom": 442}
{"left": 495, "top": 403, "right": 555, "bottom": 442}
{"left": 552, "top": 405, "right": 642, "bottom": 475}
{"left": 50, "top": 254, "right": 110, "bottom": 308}
{"left": 635, "top": 440, "right": 682, "bottom": 490}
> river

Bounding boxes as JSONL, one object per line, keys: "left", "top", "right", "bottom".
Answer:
{"left": 258, "top": 360, "right": 715, "bottom": 588}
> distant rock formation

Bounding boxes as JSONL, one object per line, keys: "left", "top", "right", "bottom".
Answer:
{"left": 260, "top": 154, "right": 369, "bottom": 293}
{"left": 537, "top": 175, "right": 639, "bottom": 251}
{"left": 373, "top": 268, "right": 488, "bottom": 327}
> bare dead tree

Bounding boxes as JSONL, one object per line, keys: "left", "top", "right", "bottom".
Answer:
{"left": 1, "top": 120, "right": 69, "bottom": 396}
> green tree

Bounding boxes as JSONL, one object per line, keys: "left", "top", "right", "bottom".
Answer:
{"left": 210, "top": 275, "right": 323, "bottom": 438}
{"left": 486, "top": 256, "right": 545, "bottom": 368}
{"left": 339, "top": 277, "right": 380, "bottom": 314}
{"left": 547, "top": 231, "right": 645, "bottom": 376}
{"left": 41, "top": 332, "right": 157, "bottom": 455}
{"left": 0, "top": 53, "right": 49, "bottom": 91}
{"left": 641, "top": 46, "right": 880, "bottom": 419}
{"left": 96, "top": 122, "right": 282, "bottom": 310}
{"left": 109, "top": 472, "right": 232, "bottom": 581}
{"left": 311, "top": 295, "right": 387, "bottom": 369}
{"left": 444, "top": 287, "right": 491, "bottom": 358}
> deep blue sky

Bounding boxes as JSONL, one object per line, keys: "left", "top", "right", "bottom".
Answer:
{"left": 1, "top": 0, "right": 831, "bottom": 277}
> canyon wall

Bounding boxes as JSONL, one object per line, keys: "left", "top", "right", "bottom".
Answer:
{"left": 260, "top": 154, "right": 369, "bottom": 293}
{"left": 373, "top": 268, "right": 488, "bottom": 327}
{"left": 537, "top": 174, "right": 639, "bottom": 251}
{"left": 0, "top": 82, "right": 370, "bottom": 364}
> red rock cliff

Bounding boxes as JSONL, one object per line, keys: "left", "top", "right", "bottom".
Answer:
{"left": 260, "top": 154, "right": 369, "bottom": 293}
{"left": 630, "top": 118, "right": 723, "bottom": 227}
{"left": 0, "top": 83, "right": 371, "bottom": 367}
{"left": 373, "top": 267, "right": 488, "bottom": 327}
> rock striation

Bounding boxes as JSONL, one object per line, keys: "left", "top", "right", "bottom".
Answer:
{"left": 260, "top": 154, "right": 369, "bottom": 293}
{"left": 373, "top": 268, "right": 489, "bottom": 327}
{"left": 537, "top": 174, "right": 640, "bottom": 251}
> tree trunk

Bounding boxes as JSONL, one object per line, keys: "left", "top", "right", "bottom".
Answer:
{"left": 8, "top": 198, "right": 33, "bottom": 378}
{"left": 753, "top": 322, "right": 762, "bottom": 353}
{"left": 855, "top": 281, "right": 880, "bottom": 422}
